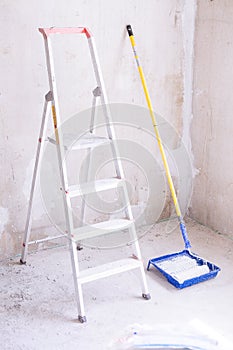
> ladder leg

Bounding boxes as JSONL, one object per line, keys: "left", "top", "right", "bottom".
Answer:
{"left": 69, "top": 240, "right": 87, "bottom": 322}
{"left": 129, "top": 226, "right": 151, "bottom": 299}
{"left": 140, "top": 263, "right": 151, "bottom": 300}
{"left": 20, "top": 92, "right": 51, "bottom": 264}
{"left": 77, "top": 283, "right": 86, "bottom": 323}
{"left": 121, "top": 174, "right": 151, "bottom": 299}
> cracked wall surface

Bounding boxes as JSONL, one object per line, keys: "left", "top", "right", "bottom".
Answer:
{"left": 190, "top": 0, "right": 233, "bottom": 235}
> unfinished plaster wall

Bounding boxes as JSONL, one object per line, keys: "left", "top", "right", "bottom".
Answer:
{"left": 0, "top": 0, "right": 187, "bottom": 258}
{"left": 190, "top": 0, "right": 233, "bottom": 235}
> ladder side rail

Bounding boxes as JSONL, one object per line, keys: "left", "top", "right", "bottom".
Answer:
{"left": 42, "top": 34, "right": 86, "bottom": 318}
{"left": 87, "top": 36, "right": 146, "bottom": 263}
{"left": 20, "top": 94, "right": 51, "bottom": 264}
{"left": 87, "top": 38, "right": 122, "bottom": 176}
{"left": 87, "top": 37, "right": 137, "bottom": 222}
{"left": 42, "top": 35, "right": 73, "bottom": 233}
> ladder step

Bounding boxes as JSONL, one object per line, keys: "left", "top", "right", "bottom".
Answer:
{"left": 48, "top": 132, "right": 111, "bottom": 150}
{"left": 73, "top": 219, "right": 133, "bottom": 242}
{"left": 68, "top": 178, "right": 123, "bottom": 198}
{"left": 78, "top": 258, "right": 142, "bottom": 284}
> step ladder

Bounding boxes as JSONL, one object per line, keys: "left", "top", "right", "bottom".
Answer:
{"left": 20, "top": 27, "right": 151, "bottom": 323}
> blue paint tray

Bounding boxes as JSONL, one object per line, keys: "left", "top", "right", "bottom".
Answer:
{"left": 147, "top": 250, "right": 220, "bottom": 289}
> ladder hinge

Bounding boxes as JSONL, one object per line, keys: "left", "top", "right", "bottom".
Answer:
{"left": 92, "top": 86, "right": 101, "bottom": 97}
{"left": 45, "top": 91, "right": 53, "bottom": 102}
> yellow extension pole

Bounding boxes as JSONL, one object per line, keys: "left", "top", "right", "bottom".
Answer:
{"left": 126, "top": 25, "right": 182, "bottom": 219}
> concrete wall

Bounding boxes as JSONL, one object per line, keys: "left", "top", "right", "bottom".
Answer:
{"left": 0, "top": 0, "right": 189, "bottom": 258}
{"left": 190, "top": 0, "right": 233, "bottom": 235}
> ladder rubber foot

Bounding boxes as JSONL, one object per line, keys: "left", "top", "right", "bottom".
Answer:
{"left": 142, "top": 293, "right": 151, "bottom": 300}
{"left": 20, "top": 259, "right": 26, "bottom": 265}
{"left": 78, "top": 315, "right": 87, "bottom": 323}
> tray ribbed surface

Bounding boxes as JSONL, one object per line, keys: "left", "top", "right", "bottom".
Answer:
{"left": 155, "top": 255, "right": 210, "bottom": 284}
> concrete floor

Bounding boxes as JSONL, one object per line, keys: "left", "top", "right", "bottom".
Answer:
{"left": 0, "top": 218, "right": 233, "bottom": 350}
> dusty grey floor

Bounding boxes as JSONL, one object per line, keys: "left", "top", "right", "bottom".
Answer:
{"left": 0, "top": 218, "right": 233, "bottom": 350}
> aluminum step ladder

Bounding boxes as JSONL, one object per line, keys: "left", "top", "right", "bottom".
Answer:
{"left": 20, "top": 27, "right": 151, "bottom": 323}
